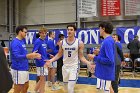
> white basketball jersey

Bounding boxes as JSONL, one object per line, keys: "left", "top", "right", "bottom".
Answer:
{"left": 62, "top": 38, "right": 80, "bottom": 67}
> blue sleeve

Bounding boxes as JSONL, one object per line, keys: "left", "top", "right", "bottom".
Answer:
{"left": 32, "top": 40, "right": 40, "bottom": 52}
{"left": 47, "top": 40, "right": 58, "bottom": 55}
{"left": 94, "top": 41, "right": 114, "bottom": 65}
{"left": 11, "top": 43, "right": 27, "bottom": 59}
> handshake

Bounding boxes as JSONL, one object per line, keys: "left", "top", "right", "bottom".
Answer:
{"left": 26, "top": 51, "right": 41, "bottom": 59}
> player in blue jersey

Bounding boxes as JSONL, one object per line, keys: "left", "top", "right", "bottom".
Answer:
{"left": 32, "top": 27, "right": 48, "bottom": 93}
{"left": 88, "top": 21, "right": 116, "bottom": 93}
{"left": 10, "top": 25, "right": 41, "bottom": 93}
{"left": 45, "top": 25, "right": 93, "bottom": 93}
{"left": 56, "top": 34, "right": 64, "bottom": 85}
{"left": 47, "top": 31, "right": 60, "bottom": 90}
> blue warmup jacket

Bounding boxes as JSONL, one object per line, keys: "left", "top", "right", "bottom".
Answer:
{"left": 94, "top": 36, "right": 115, "bottom": 80}
{"left": 47, "top": 39, "right": 58, "bottom": 59}
{"left": 10, "top": 38, "right": 28, "bottom": 71}
{"left": 32, "top": 38, "right": 48, "bottom": 67}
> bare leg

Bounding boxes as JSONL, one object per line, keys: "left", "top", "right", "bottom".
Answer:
{"left": 34, "top": 79, "right": 41, "bottom": 92}
{"left": 21, "top": 82, "right": 29, "bottom": 93}
{"left": 51, "top": 68, "right": 57, "bottom": 85}
{"left": 13, "top": 84, "right": 23, "bottom": 93}
{"left": 48, "top": 68, "right": 51, "bottom": 83}
{"left": 39, "top": 76, "right": 46, "bottom": 93}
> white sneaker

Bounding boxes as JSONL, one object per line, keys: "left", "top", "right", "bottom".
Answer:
{"left": 51, "top": 85, "right": 60, "bottom": 91}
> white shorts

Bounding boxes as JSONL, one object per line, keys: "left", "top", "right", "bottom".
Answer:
{"left": 96, "top": 78, "right": 111, "bottom": 92}
{"left": 36, "top": 67, "right": 48, "bottom": 76}
{"left": 49, "top": 61, "right": 57, "bottom": 68}
{"left": 62, "top": 66, "right": 79, "bottom": 83}
{"left": 11, "top": 69, "right": 29, "bottom": 84}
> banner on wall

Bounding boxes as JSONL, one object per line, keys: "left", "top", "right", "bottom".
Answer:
{"left": 78, "top": 0, "right": 97, "bottom": 18}
{"left": 125, "top": 0, "right": 140, "bottom": 16}
{"left": 25, "top": 26, "right": 140, "bottom": 45}
{"left": 25, "top": 28, "right": 101, "bottom": 45}
{"left": 101, "top": 0, "right": 121, "bottom": 16}
{"left": 116, "top": 26, "right": 140, "bottom": 44}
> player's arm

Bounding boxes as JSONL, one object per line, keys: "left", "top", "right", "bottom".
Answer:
{"left": 78, "top": 40, "right": 91, "bottom": 65}
{"left": 47, "top": 41, "right": 63, "bottom": 63}
{"left": 93, "top": 42, "right": 114, "bottom": 65}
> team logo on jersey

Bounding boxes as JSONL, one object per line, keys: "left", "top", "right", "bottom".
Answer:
{"left": 42, "top": 44, "right": 47, "bottom": 48}
{"left": 22, "top": 44, "right": 26, "bottom": 50}
{"left": 65, "top": 48, "right": 75, "bottom": 50}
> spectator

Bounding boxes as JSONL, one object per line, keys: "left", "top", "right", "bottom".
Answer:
{"left": 127, "top": 35, "right": 140, "bottom": 68}
{"left": 47, "top": 31, "right": 60, "bottom": 90}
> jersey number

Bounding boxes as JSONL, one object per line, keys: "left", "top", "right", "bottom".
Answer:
{"left": 68, "top": 51, "right": 72, "bottom": 57}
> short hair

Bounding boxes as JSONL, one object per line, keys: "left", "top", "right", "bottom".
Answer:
{"left": 99, "top": 21, "right": 113, "bottom": 34}
{"left": 36, "top": 33, "right": 40, "bottom": 38}
{"left": 117, "top": 35, "right": 121, "bottom": 41}
{"left": 112, "top": 34, "right": 121, "bottom": 41}
{"left": 67, "top": 25, "right": 77, "bottom": 31}
{"left": 48, "top": 31, "right": 54, "bottom": 37}
{"left": 39, "top": 27, "right": 47, "bottom": 33}
{"left": 16, "top": 25, "right": 27, "bottom": 34}
{"left": 58, "top": 34, "right": 64, "bottom": 38}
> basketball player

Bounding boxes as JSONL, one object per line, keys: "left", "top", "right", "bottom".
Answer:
{"left": 47, "top": 31, "right": 60, "bottom": 90}
{"left": 10, "top": 25, "right": 41, "bottom": 93}
{"left": 45, "top": 25, "right": 93, "bottom": 93}
{"left": 32, "top": 27, "right": 48, "bottom": 93}
{"left": 88, "top": 21, "right": 116, "bottom": 93}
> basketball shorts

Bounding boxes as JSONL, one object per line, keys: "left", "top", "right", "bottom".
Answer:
{"left": 49, "top": 61, "right": 57, "bottom": 68}
{"left": 62, "top": 65, "right": 79, "bottom": 82}
{"left": 36, "top": 67, "right": 48, "bottom": 76}
{"left": 11, "top": 69, "right": 29, "bottom": 84}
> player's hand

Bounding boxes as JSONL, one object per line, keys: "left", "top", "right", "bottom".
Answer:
{"left": 87, "top": 62, "right": 95, "bottom": 71}
{"left": 87, "top": 54, "right": 95, "bottom": 61}
{"left": 49, "top": 54, "right": 54, "bottom": 58}
{"left": 90, "top": 64, "right": 96, "bottom": 73}
{"left": 32, "top": 50, "right": 41, "bottom": 59}
{"left": 27, "top": 52, "right": 41, "bottom": 59}
{"left": 33, "top": 52, "right": 41, "bottom": 59}
{"left": 47, "top": 49, "right": 52, "bottom": 53}
{"left": 90, "top": 64, "right": 96, "bottom": 71}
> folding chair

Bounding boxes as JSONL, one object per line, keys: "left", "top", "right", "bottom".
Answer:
{"left": 121, "top": 58, "right": 134, "bottom": 77}
{"left": 134, "top": 58, "right": 140, "bottom": 76}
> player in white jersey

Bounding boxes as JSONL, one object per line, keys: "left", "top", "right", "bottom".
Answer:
{"left": 45, "top": 25, "right": 94, "bottom": 93}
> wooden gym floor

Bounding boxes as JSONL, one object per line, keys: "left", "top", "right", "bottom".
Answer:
{"left": 9, "top": 80, "right": 140, "bottom": 93}
{"left": 9, "top": 68, "right": 140, "bottom": 93}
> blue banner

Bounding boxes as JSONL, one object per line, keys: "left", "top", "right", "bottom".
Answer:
{"left": 25, "top": 26, "right": 140, "bottom": 45}
{"left": 116, "top": 26, "right": 140, "bottom": 44}
{"left": 25, "top": 28, "right": 101, "bottom": 44}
